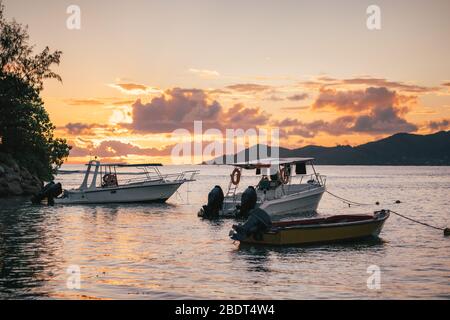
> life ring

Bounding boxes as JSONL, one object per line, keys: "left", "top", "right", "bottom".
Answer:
{"left": 279, "top": 167, "right": 290, "bottom": 184}
{"left": 231, "top": 168, "right": 241, "bottom": 185}
{"left": 103, "top": 174, "right": 117, "bottom": 186}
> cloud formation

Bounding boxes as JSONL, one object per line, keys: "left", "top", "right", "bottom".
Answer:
{"left": 428, "top": 119, "right": 450, "bottom": 131}
{"left": 109, "top": 83, "right": 161, "bottom": 95}
{"left": 352, "top": 106, "right": 417, "bottom": 133}
{"left": 126, "top": 88, "right": 269, "bottom": 133}
{"left": 312, "top": 87, "right": 412, "bottom": 112}
{"left": 226, "top": 83, "right": 273, "bottom": 92}
{"left": 188, "top": 68, "right": 220, "bottom": 78}
{"left": 65, "top": 99, "right": 105, "bottom": 106}
{"left": 287, "top": 93, "right": 309, "bottom": 101}
{"left": 70, "top": 140, "right": 173, "bottom": 157}
{"left": 301, "top": 76, "right": 438, "bottom": 93}
{"left": 278, "top": 86, "right": 418, "bottom": 137}
{"left": 65, "top": 123, "right": 99, "bottom": 135}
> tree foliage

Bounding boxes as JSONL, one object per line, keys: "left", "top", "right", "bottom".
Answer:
{"left": 0, "top": 1, "right": 70, "bottom": 180}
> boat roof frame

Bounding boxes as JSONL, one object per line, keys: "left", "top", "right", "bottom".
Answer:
{"left": 231, "top": 157, "right": 315, "bottom": 169}
{"left": 85, "top": 162, "right": 163, "bottom": 167}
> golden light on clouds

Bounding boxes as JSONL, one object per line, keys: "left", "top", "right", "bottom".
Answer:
{"left": 109, "top": 106, "right": 133, "bottom": 125}
{"left": 109, "top": 83, "right": 162, "bottom": 95}
{"left": 9, "top": 0, "right": 444, "bottom": 164}
{"left": 53, "top": 73, "right": 450, "bottom": 163}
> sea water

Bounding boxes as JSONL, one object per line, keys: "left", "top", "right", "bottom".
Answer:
{"left": 0, "top": 165, "right": 449, "bottom": 299}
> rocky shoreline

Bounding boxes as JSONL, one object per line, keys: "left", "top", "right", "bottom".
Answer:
{"left": 0, "top": 161, "right": 43, "bottom": 197}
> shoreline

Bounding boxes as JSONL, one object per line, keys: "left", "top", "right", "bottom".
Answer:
{"left": 0, "top": 160, "right": 42, "bottom": 198}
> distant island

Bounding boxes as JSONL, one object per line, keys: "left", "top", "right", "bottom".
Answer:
{"left": 206, "top": 131, "right": 450, "bottom": 166}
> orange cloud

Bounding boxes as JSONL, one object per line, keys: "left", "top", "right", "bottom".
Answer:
{"left": 300, "top": 76, "right": 438, "bottom": 93}
{"left": 65, "top": 99, "right": 105, "bottom": 106}
{"left": 124, "top": 88, "right": 269, "bottom": 133}
{"left": 312, "top": 87, "right": 415, "bottom": 113}
{"left": 109, "top": 83, "right": 161, "bottom": 95}
{"left": 226, "top": 83, "right": 273, "bottom": 92}
{"left": 277, "top": 86, "right": 418, "bottom": 137}
{"left": 70, "top": 140, "right": 174, "bottom": 157}
{"left": 188, "top": 68, "right": 220, "bottom": 78}
{"left": 287, "top": 93, "right": 309, "bottom": 101}
{"left": 111, "top": 99, "right": 136, "bottom": 106}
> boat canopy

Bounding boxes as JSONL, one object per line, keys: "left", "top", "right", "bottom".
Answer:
{"left": 116, "top": 163, "right": 163, "bottom": 167}
{"left": 231, "top": 157, "right": 314, "bottom": 169}
{"left": 85, "top": 162, "right": 163, "bottom": 167}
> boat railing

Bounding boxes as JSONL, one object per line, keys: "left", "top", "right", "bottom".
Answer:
{"left": 297, "top": 173, "right": 326, "bottom": 187}
{"left": 123, "top": 170, "right": 199, "bottom": 185}
{"left": 165, "top": 170, "right": 199, "bottom": 182}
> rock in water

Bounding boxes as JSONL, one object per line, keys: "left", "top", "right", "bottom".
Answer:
{"left": 0, "top": 159, "right": 42, "bottom": 197}
{"left": 7, "top": 180, "right": 23, "bottom": 195}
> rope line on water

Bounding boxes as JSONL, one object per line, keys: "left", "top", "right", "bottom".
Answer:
{"left": 325, "top": 190, "right": 374, "bottom": 206}
{"left": 325, "top": 189, "right": 450, "bottom": 236}
{"left": 389, "top": 210, "right": 445, "bottom": 231}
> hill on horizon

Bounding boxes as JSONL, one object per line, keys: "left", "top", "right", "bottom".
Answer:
{"left": 207, "top": 131, "right": 450, "bottom": 165}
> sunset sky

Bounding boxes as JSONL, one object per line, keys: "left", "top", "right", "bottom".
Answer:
{"left": 4, "top": 0, "right": 450, "bottom": 163}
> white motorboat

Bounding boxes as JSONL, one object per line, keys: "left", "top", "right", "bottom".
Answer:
{"left": 54, "top": 160, "right": 198, "bottom": 204}
{"left": 199, "top": 157, "right": 326, "bottom": 219}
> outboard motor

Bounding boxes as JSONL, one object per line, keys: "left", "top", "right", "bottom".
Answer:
{"left": 238, "top": 186, "right": 257, "bottom": 218}
{"left": 31, "top": 181, "right": 63, "bottom": 205}
{"left": 231, "top": 208, "right": 272, "bottom": 241}
{"left": 200, "top": 185, "right": 224, "bottom": 218}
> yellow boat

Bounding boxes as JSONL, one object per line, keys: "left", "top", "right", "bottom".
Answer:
{"left": 230, "top": 209, "right": 390, "bottom": 246}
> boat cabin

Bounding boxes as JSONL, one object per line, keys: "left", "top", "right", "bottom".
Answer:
{"left": 225, "top": 157, "right": 326, "bottom": 199}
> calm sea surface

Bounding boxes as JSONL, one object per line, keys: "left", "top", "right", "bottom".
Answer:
{"left": 0, "top": 165, "right": 449, "bottom": 299}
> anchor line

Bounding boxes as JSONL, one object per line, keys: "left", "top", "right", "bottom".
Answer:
{"left": 325, "top": 190, "right": 448, "bottom": 234}
{"left": 325, "top": 190, "right": 373, "bottom": 206}
{"left": 389, "top": 210, "right": 445, "bottom": 232}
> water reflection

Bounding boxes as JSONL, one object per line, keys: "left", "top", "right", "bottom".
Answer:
{"left": 0, "top": 198, "right": 61, "bottom": 298}
{"left": 231, "top": 246, "right": 271, "bottom": 273}
{"left": 0, "top": 165, "right": 449, "bottom": 299}
{"left": 232, "top": 237, "right": 386, "bottom": 275}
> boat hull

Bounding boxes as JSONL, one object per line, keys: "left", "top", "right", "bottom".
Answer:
{"left": 237, "top": 211, "right": 389, "bottom": 246}
{"left": 260, "top": 186, "right": 324, "bottom": 218}
{"left": 54, "top": 182, "right": 183, "bottom": 204}
{"left": 217, "top": 186, "right": 325, "bottom": 218}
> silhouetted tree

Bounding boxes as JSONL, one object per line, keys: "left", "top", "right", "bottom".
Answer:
{"left": 0, "top": 1, "right": 70, "bottom": 180}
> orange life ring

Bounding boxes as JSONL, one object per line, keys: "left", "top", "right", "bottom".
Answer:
{"left": 231, "top": 168, "right": 241, "bottom": 185}
{"left": 103, "top": 174, "right": 117, "bottom": 186}
{"left": 279, "top": 167, "right": 290, "bottom": 184}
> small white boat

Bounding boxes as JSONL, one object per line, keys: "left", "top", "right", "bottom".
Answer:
{"left": 54, "top": 160, "right": 198, "bottom": 204}
{"left": 199, "top": 157, "right": 326, "bottom": 219}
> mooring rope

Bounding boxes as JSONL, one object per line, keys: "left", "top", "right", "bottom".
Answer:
{"left": 389, "top": 210, "right": 446, "bottom": 232}
{"left": 325, "top": 190, "right": 374, "bottom": 206}
{"left": 325, "top": 190, "right": 449, "bottom": 235}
